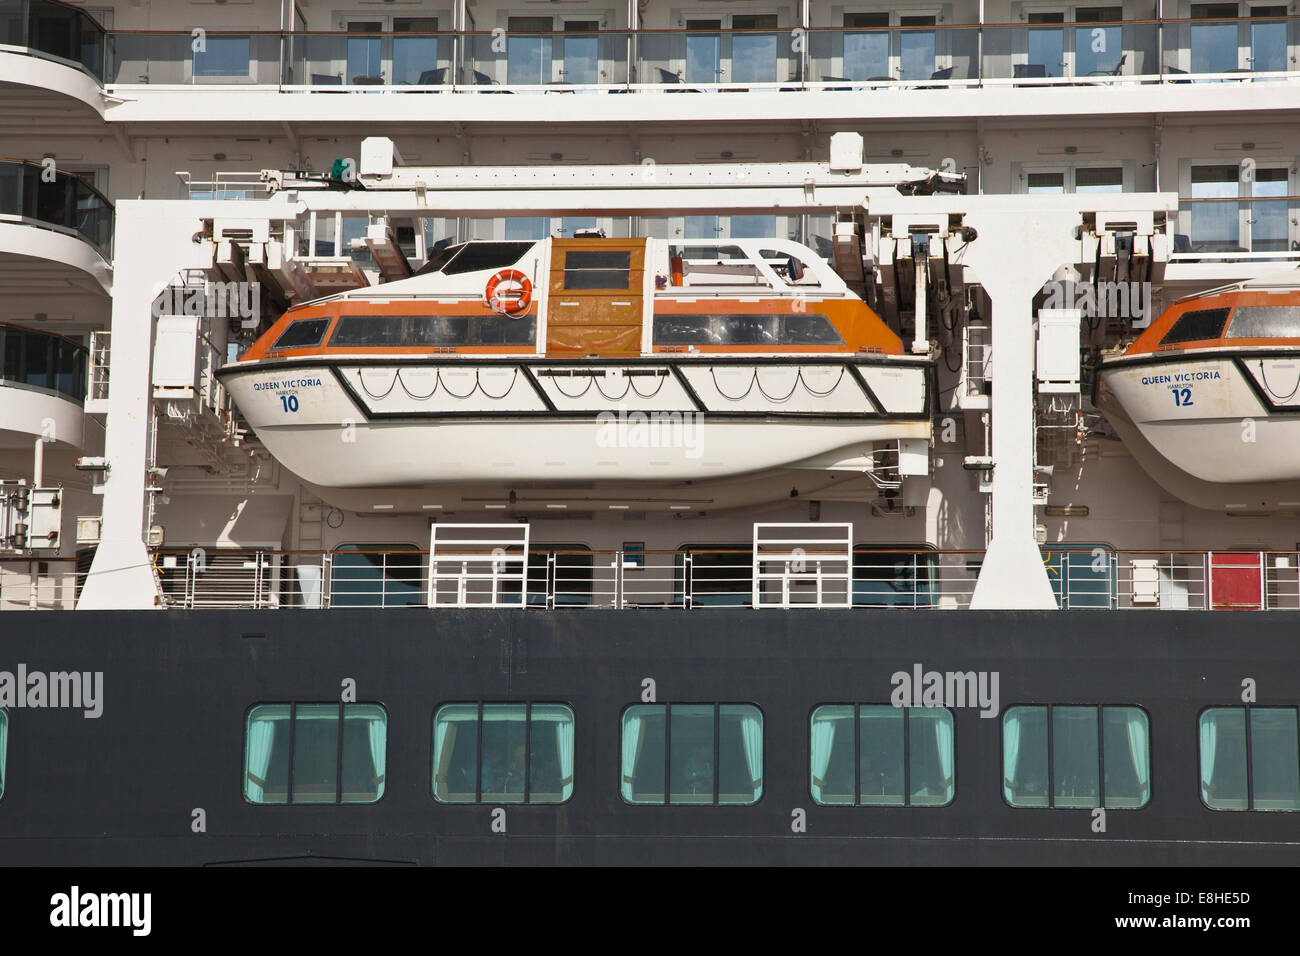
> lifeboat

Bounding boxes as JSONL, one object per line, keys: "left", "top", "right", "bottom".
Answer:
{"left": 217, "top": 236, "right": 932, "bottom": 490}
{"left": 1096, "top": 276, "right": 1300, "bottom": 511}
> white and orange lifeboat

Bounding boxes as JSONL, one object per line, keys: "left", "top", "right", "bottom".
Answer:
{"left": 218, "top": 235, "right": 932, "bottom": 489}
{"left": 1096, "top": 276, "right": 1300, "bottom": 511}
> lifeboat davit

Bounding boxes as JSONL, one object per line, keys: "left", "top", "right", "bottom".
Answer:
{"left": 1096, "top": 275, "right": 1300, "bottom": 512}
{"left": 217, "top": 236, "right": 932, "bottom": 490}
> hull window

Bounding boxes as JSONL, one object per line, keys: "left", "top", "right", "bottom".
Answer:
{"left": 243, "top": 702, "right": 387, "bottom": 805}
{"left": 1200, "top": 706, "right": 1300, "bottom": 811}
{"left": 620, "top": 703, "right": 763, "bottom": 806}
{"left": 1225, "top": 305, "right": 1300, "bottom": 340}
{"left": 1158, "top": 307, "right": 1230, "bottom": 347}
{"left": 810, "top": 705, "right": 954, "bottom": 807}
{"left": 432, "top": 702, "right": 575, "bottom": 805}
{"left": 1002, "top": 705, "right": 1149, "bottom": 809}
{"left": 271, "top": 318, "right": 331, "bottom": 350}
{"left": 653, "top": 314, "right": 844, "bottom": 347}
{"left": 329, "top": 315, "right": 536, "bottom": 348}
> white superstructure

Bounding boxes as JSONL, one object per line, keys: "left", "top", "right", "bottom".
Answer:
{"left": 2, "top": 0, "right": 1299, "bottom": 614}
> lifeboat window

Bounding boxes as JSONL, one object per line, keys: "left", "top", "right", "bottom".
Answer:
{"left": 271, "top": 317, "right": 331, "bottom": 350}
{"left": 330, "top": 315, "right": 536, "bottom": 348}
{"left": 810, "top": 705, "right": 954, "bottom": 807}
{"left": 1158, "top": 307, "right": 1229, "bottom": 346}
{"left": 619, "top": 703, "right": 763, "bottom": 806}
{"left": 1225, "top": 305, "right": 1300, "bottom": 340}
{"left": 1199, "top": 706, "right": 1300, "bottom": 811}
{"left": 758, "top": 249, "right": 818, "bottom": 286}
{"left": 243, "top": 702, "right": 387, "bottom": 805}
{"left": 441, "top": 241, "right": 534, "bottom": 276}
{"left": 1002, "top": 705, "right": 1150, "bottom": 809}
{"left": 653, "top": 314, "right": 844, "bottom": 346}
{"left": 563, "top": 250, "right": 632, "bottom": 290}
{"left": 432, "top": 702, "right": 575, "bottom": 805}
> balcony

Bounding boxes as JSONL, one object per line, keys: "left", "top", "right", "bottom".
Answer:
{"left": 0, "top": 321, "right": 88, "bottom": 453}
{"left": 0, "top": 17, "right": 1271, "bottom": 94}
{"left": 0, "top": 159, "right": 113, "bottom": 260}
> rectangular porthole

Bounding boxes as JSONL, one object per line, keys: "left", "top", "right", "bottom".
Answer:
{"left": 243, "top": 703, "right": 387, "bottom": 805}
{"left": 620, "top": 703, "right": 763, "bottom": 805}
{"left": 1200, "top": 706, "right": 1300, "bottom": 810}
{"left": 1002, "top": 705, "right": 1149, "bottom": 809}
{"left": 432, "top": 702, "right": 575, "bottom": 805}
{"left": 810, "top": 705, "right": 954, "bottom": 807}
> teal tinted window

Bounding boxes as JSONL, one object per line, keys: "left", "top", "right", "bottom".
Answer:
{"left": 1004, "top": 705, "right": 1149, "bottom": 809}
{"left": 432, "top": 702, "right": 574, "bottom": 805}
{"left": 330, "top": 544, "right": 423, "bottom": 608}
{"left": 810, "top": 705, "right": 954, "bottom": 807}
{"left": 1200, "top": 706, "right": 1300, "bottom": 810}
{"left": 244, "top": 702, "right": 387, "bottom": 805}
{"left": 621, "top": 703, "right": 763, "bottom": 805}
{"left": 1042, "top": 546, "right": 1115, "bottom": 609}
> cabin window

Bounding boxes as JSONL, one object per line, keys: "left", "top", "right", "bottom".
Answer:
{"left": 526, "top": 547, "right": 594, "bottom": 607}
{"left": 1158, "top": 307, "right": 1230, "bottom": 346}
{"left": 811, "top": 705, "right": 954, "bottom": 807}
{"left": 653, "top": 314, "right": 844, "bottom": 347}
{"left": 271, "top": 318, "right": 331, "bottom": 350}
{"left": 330, "top": 544, "right": 423, "bottom": 608}
{"left": 1225, "top": 306, "right": 1300, "bottom": 340}
{"left": 1200, "top": 706, "right": 1300, "bottom": 810}
{"left": 243, "top": 702, "right": 387, "bottom": 805}
{"left": 1002, "top": 705, "right": 1149, "bottom": 809}
{"left": 329, "top": 315, "right": 535, "bottom": 348}
{"left": 674, "top": 546, "right": 753, "bottom": 607}
{"left": 0, "top": 709, "right": 7, "bottom": 799}
{"left": 432, "top": 702, "right": 575, "bottom": 805}
{"left": 853, "top": 549, "right": 939, "bottom": 608}
{"left": 620, "top": 703, "right": 763, "bottom": 805}
{"left": 563, "top": 250, "right": 632, "bottom": 290}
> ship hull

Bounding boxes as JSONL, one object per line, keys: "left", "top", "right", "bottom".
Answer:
{"left": 1097, "top": 350, "right": 1300, "bottom": 485}
{"left": 2, "top": 609, "right": 1298, "bottom": 866}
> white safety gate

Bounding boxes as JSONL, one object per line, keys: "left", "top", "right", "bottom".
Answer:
{"left": 428, "top": 523, "right": 531, "bottom": 608}
{"left": 752, "top": 523, "right": 853, "bottom": 609}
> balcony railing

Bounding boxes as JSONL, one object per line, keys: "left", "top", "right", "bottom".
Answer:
{"left": 0, "top": 0, "right": 108, "bottom": 81}
{"left": 0, "top": 158, "right": 113, "bottom": 258}
{"left": 8, "top": 7, "right": 1300, "bottom": 93}
{"left": 0, "top": 321, "right": 89, "bottom": 403}
{"left": 1174, "top": 195, "right": 1300, "bottom": 259}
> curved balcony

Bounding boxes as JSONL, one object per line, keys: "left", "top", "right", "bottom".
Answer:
{"left": 0, "top": 0, "right": 107, "bottom": 111}
{"left": 0, "top": 159, "right": 113, "bottom": 263}
{"left": 0, "top": 322, "right": 87, "bottom": 450}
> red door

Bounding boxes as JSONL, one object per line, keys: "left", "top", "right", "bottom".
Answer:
{"left": 1209, "top": 552, "right": 1263, "bottom": 610}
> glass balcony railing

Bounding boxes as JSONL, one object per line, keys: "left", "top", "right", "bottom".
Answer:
{"left": 0, "top": 0, "right": 108, "bottom": 81}
{"left": 0, "top": 322, "right": 88, "bottom": 403}
{"left": 0, "top": 159, "right": 113, "bottom": 258}
{"left": 5, "top": 11, "right": 1299, "bottom": 92}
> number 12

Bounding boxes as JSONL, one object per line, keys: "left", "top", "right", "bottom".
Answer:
{"left": 1172, "top": 388, "right": 1193, "bottom": 407}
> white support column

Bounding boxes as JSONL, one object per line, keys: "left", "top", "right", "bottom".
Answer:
{"left": 954, "top": 207, "right": 1083, "bottom": 610}
{"left": 77, "top": 202, "right": 215, "bottom": 610}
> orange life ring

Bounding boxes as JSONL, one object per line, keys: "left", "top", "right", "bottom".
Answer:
{"left": 484, "top": 269, "right": 533, "bottom": 316}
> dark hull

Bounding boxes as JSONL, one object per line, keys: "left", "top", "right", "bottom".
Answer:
{"left": 1, "top": 609, "right": 1297, "bottom": 865}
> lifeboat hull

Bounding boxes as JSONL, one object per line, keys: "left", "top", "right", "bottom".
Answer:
{"left": 219, "top": 357, "right": 932, "bottom": 487}
{"left": 1097, "top": 351, "right": 1300, "bottom": 484}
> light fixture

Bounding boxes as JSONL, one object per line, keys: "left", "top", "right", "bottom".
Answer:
{"left": 1044, "top": 505, "right": 1090, "bottom": 517}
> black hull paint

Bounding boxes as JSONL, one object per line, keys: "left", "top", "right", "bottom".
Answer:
{"left": 1, "top": 609, "right": 1297, "bottom": 866}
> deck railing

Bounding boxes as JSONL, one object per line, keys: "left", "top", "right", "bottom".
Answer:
{"left": 0, "top": 158, "right": 114, "bottom": 258}
{"left": 7, "top": 5, "right": 1300, "bottom": 93}
{"left": 5, "top": 548, "right": 1300, "bottom": 611}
